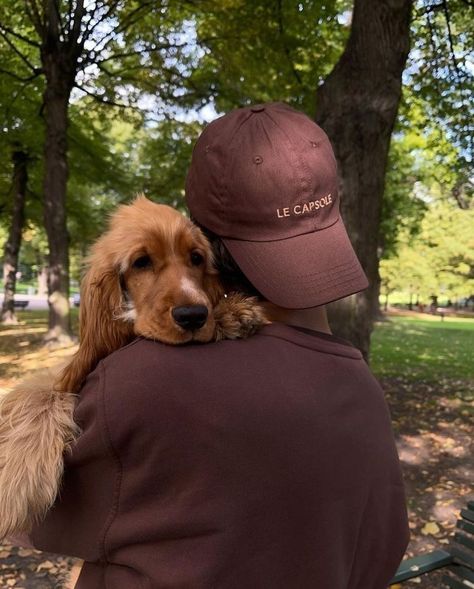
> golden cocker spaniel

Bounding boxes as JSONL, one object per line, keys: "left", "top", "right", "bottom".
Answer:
{"left": 0, "top": 195, "right": 267, "bottom": 540}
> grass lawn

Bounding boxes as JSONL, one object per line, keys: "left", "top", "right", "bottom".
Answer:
{"left": 0, "top": 310, "right": 79, "bottom": 388}
{"left": 371, "top": 314, "right": 474, "bottom": 383}
{"left": 1, "top": 310, "right": 472, "bottom": 386}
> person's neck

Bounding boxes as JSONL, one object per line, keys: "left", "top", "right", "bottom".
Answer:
{"left": 261, "top": 302, "right": 332, "bottom": 334}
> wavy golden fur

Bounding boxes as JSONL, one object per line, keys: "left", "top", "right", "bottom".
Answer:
{"left": 0, "top": 196, "right": 267, "bottom": 540}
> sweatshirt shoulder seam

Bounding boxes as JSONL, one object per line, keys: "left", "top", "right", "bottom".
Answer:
{"left": 258, "top": 332, "right": 363, "bottom": 360}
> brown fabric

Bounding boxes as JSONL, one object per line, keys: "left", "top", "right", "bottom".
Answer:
{"left": 185, "top": 103, "right": 368, "bottom": 308}
{"left": 31, "top": 325, "right": 408, "bottom": 588}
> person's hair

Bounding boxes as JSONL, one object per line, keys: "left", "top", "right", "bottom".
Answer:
{"left": 193, "top": 219, "right": 266, "bottom": 301}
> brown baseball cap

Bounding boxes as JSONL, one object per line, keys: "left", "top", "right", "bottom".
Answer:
{"left": 185, "top": 102, "right": 368, "bottom": 308}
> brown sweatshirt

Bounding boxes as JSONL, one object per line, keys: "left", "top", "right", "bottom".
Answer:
{"left": 30, "top": 323, "right": 408, "bottom": 589}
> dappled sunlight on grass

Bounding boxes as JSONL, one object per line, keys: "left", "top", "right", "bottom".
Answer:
{"left": 0, "top": 326, "right": 45, "bottom": 337}
{"left": 383, "top": 371, "right": 473, "bottom": 561}
{"left": 398, "top": 431, "right": 468, "bottom": 466}
{"left": 0, "top": 310, "right": 78, "bottom": 391}
{"left": 0, "top": 345, "right": 78, "bottom": 392}
{"left": 398, "top": 434, "right": 431, "bottom": 465}
{"left": 396, "top": 422, "right": 473, "bottom": 553}
{"left": 372, "top": 316, "right": 474, "bottom": 380}
{"left": 377, "top": 315, "right": 473, "bottom": 560}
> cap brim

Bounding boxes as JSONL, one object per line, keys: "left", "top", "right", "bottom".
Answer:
{"left": 222, "top": 218, "right": 369, "bottom": 309}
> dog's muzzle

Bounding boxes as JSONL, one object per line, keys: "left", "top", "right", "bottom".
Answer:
{"left": 172, "top": 305, "right": 208, "bottom": 331}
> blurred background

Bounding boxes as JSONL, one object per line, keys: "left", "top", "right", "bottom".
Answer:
{"left": 0, "top": 0, "right": 472, "bottom": 587}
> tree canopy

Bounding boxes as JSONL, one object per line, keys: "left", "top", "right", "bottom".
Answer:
{"left": 0, "top": 0, "right": 472, "bottom": 351}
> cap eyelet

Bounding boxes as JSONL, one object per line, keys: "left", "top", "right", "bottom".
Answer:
{"left": 253, "top": 155, "right": 263, "bottom": 165}
{"left": 204, "top": 144, "right": 211, "bottom": 153}
{"left": 310, "top": 141, "right": 319, "bottom": 148}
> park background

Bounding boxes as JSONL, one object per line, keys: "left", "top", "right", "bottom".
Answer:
{"left": 0, "top": 0, "right": 473, "bottom": 587}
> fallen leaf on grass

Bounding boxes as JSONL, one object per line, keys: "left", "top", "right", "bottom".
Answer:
{"left": 36, "top": 560, "right": 55, "bottom": 571}
{"left": 421, "top": 522, "right": 440, "bottom": 535}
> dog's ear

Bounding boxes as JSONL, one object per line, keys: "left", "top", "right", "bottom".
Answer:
{"left": 203, "top": 246, "right": 224, "bottom": 308}
{"left": 56, "top": 260, "right": 134, "bottom": 394}
{"left": 191, "top": 224, "right": 225, "bottom": 308}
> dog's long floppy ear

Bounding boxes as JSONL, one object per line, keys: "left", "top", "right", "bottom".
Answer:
{"left": 191, "top": 223, "right": 226, "bottom": 309}
{"left": 56, "top": 259, "right": 135, "bottom": 394}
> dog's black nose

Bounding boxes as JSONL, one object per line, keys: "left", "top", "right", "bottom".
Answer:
{"left": 172, "top": 305, "right": 208, "bottom": 330}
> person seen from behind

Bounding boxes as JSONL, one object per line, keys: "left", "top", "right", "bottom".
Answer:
{"left": 25, "top": 102, "right": 409, "bottom": 589}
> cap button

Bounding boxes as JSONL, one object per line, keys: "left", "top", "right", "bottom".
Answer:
{"left": 250, "top": 104, "right": 265, "bottom": 113}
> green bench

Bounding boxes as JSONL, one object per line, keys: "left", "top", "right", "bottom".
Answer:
{"left": 390, "top": 500, "right": 474, "bottom": 587}
{"left": 13, "top": 300, "right": 29, "bottom": 309}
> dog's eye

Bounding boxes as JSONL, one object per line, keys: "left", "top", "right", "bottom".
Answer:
{"left": 132, "top": 255, "right": 152, "bottom": 269}
{"left": 190, "top": 251, "right": 204, "bottom": 266}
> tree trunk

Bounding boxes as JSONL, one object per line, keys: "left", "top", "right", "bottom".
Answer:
{"left": 38, "top": 0, "right": 86, "bottom": 344}
{"left": 37, "top": 264, "right": 48, "bottom": 296}
{"left": 41, "top": 56, "right": 74, "bottom": 344}
{"left": 315, "top": 0, "right": 413, "bottom": 361}
{"left": 1, "top": 150, "right": 28, "bottom": 324}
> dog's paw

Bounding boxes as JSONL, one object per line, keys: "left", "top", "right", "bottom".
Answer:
{"left": 0, "top": 381, "right": 79, "bottom": 539}
{"left": 213, "top": 293, "right": 269, "bottom": 341}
